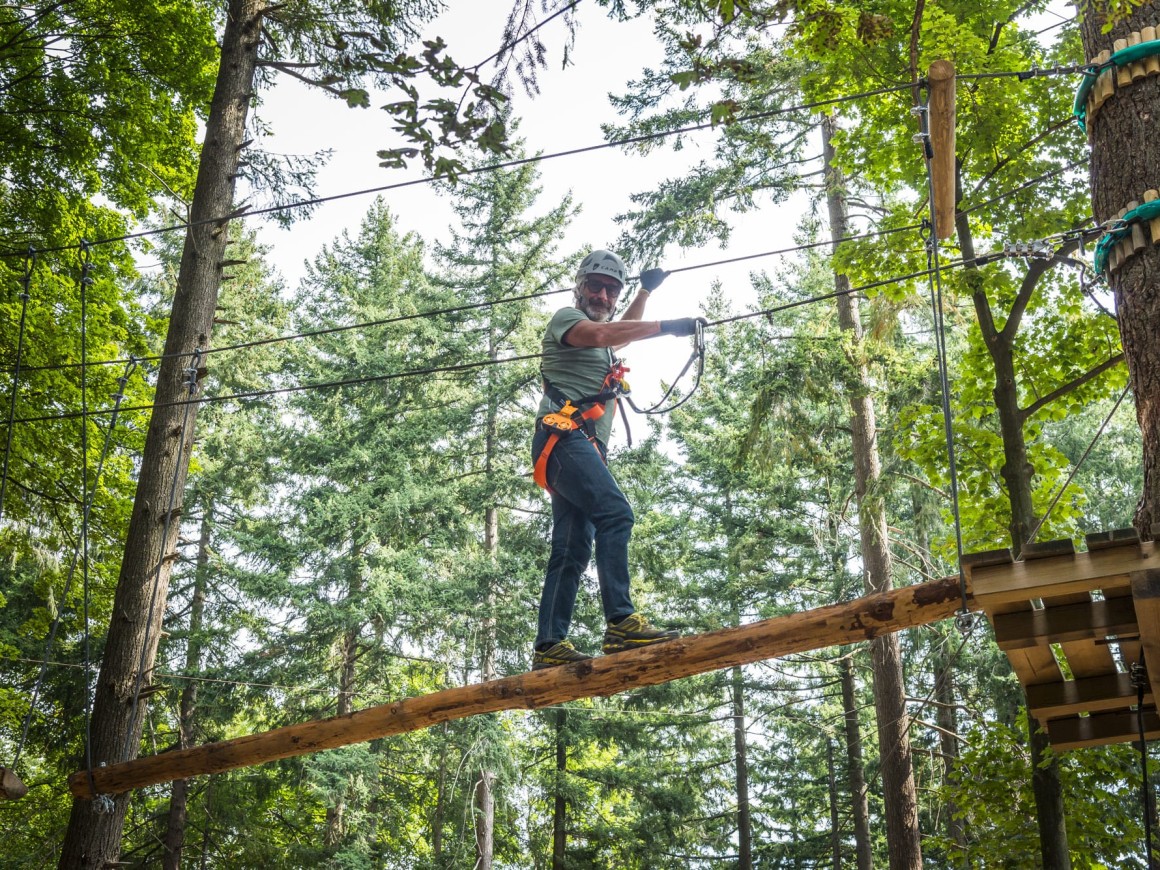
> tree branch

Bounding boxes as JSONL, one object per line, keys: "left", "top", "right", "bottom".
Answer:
{"left": 1019, "top": 353, "right": 1125, "bottom": 421}
{"left": 1000, "top": 238, "right": 1082, "bottom": 344}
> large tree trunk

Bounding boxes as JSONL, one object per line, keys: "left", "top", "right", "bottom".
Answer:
{"left": 472, "top": 505, "right": 497, "bottom": 867}
{"left": 731, "top": 665, "right": 754, "bottom": 870}
{"left": 953, "top": 164, "right": 1071, "bottom": 870}
{"left": 933, "top": 644, "right": 965, "bottom": 854}
{"left": 162, "top": 507, "right": 212, "bottom": 870}
{"left": 57, "top": 1, "right": 263, "bottom": 865}
{"left": 1080, "top": 2, "right": 1160, "bottom": 536}
{"left": 823, "top": 115, "right": 922, "bottom": 869}
{"left": 552, "top": 710, "right": 567, "bottom": 869}
{"left": 325, "top": 556, "right": 362, "bottom": 846}
{"left": 473, "top": 341, "right": 500, "bottom": 868}
{"left": 839, "top": 652, "right": 873, "bottom": 870}
{"left": 828, "top": 739, "right": 843, "bottom": 869}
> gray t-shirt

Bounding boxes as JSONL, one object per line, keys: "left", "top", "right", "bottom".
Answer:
{"left": 537, "top": 307, "right": 618, "bottom": 446}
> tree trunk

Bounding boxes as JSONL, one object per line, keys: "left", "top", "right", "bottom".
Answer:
{"left": 552, "top": 710, "right": 567, "bottom": 869}
{"left": 731, "top": 665, "right": 754, "bottom": 870}
{"left": 824, "top": 115, "right": 922, "bottom": 869}
{"left": 325, "top": 555, "right": 362, "bottom": 846}
{"left": 57, "top": 1, "right": 263, "bottom": 865}
{"left": 839, "top": 652, "right": 873, "bottom": 870}
{"left": 162, "top": 506, "right": 212, "bottom": 870}
{"left": 472, "top": 504, "right": 497, "bottom": 869}
{"left": 1080, "top": 1, "right": 1160, "bottom": 537}
{"left": 473, "top": 335, "right": 500, "bottom": 868}
{"left": 953, "top": 162, "right": 1071, "bottom": 870}
{"left": 432, "top": 724, "right": 448, "bottom": 858}
{"left": 933, "top": 645, "right": 965, "bottom": 855}
{"left": 828, "top": 739, "right": 843, "bottom": 869}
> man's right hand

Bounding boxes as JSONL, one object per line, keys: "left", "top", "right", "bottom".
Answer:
{"left": 658, "top": 317, "right": 704, "bottom": 337}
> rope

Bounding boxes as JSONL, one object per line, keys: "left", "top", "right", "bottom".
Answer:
{"left": 0, "top": 249, "right": 34, "bottom": 525}
{"left": 1022, "top": 385, "right": 1129, "bottom": 547}
{"left": 9, "top": 357, "right": 138, "bottom": 772}
{"left": 122, "top": 348, "right": 203, "bottom": 760}
{"left": 1093, "top": 199, "right": 1160, "bottom": 274}
{"left": 622, "top": 321, "right": 707, "bottom": 415}
{"left": 1074, "top": 39, "right": 1160, "bottom": 132}
{"left": 914, "top": 92, "right": 970, "bottom": 624}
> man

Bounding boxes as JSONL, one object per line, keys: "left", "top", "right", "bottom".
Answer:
{"left": 531, "top": 249, "right": 702, "bottom": 670}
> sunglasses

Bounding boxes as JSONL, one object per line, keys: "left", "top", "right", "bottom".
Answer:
{"left": 584, "top": 277, "right": 622, "bottom": 297}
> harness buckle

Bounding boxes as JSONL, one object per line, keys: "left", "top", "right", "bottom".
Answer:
{"left": 541, "top": 400, "right": 579, "bottom": 432}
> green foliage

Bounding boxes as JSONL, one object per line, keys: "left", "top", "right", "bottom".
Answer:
{"left": 934, "top": 710, "right": 1152, "bottom": 868}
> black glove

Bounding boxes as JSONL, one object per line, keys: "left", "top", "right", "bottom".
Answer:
{"left": 658, "top": 317, "right": 704, "bottom": 337}
{"left": 639, "top": 268, "right": 670, "bottom": 292}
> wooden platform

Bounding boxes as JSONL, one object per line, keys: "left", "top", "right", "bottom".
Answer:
{"left": 964, "top": 530, "right": 1160, "bottom": 751}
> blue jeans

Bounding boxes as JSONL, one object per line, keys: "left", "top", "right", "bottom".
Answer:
{"left": 532, "top": 426, "right": 635, "bottom": 648}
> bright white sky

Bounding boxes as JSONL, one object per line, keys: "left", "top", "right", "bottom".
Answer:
{"left": 252, "top": 0, "right": 789, "bottom": 415}
{"left": 247, "top": 1, "right": 1073, "bottom": 427}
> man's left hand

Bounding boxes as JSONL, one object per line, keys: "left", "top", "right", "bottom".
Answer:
{"left": 639, "top": 268, "right": 669, "bottom": 292}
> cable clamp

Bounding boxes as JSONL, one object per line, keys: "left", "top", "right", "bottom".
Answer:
{"left": 1131, "top": 660, "right": 1148, "bottom": 690}
{"left": 954, "top": 610, "right": 977, "bottom": 636}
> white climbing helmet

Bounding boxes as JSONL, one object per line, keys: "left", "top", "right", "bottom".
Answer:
{"left": 576, "top": 249, "right": 628, "bottom": 288}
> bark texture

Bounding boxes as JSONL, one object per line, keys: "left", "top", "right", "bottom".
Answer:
{"left": 162, "top": 508, "right": 212, "bottom": 870}
{"left": 57, "top": 1, "right": 264, "bottom": 864}
{"left": 840, "top": 652, "right": 874, "bottom": 870}
{"left": 1080, "top": 2, "right": 1160, "bottom": 536}
{"left": 824, "top": 115, "right": 923, "bottom": 869}
{"left": 731, "top": 665, "right": 754, "bottom": 870}
{"left": 953, "top": 148, "right": 1072, "bottom": 870}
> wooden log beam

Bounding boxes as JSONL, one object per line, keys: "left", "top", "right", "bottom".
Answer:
{"left": 0, "top": 766, "right": 28, "bottom": 801}
{"left": 992, "top": 595, "right": 1138, "bottom": 650}
{"left": 69, "top": 575, "right": 975, "bottom": 798}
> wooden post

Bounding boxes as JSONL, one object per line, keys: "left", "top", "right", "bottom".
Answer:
{"left": 927, "top": 60, "right": 956, "bottom": 239}
{"left": 69, "top": 575, "right": 975, "bottom": 798}
{"left": 0, "top": 766, "right": 28, "bottom": 800}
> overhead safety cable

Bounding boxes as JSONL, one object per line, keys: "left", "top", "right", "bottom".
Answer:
{"left": 8, "top": 223, "right": 926, "bottom": 376}
{"left": 0, "top": 81, "right": 924, "bottom": 260}
{"left": 8, "top": 259, "right": 966, "bottom": 426}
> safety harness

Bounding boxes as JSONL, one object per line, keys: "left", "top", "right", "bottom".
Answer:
{"left": 532, "top": 357, "right": 631, "bottom": 494}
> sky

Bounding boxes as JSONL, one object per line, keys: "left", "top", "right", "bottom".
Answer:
{"left": 250, "top": 1, "right": 792, "bottom": 417}
{"left": 245, "top": 1, "right": 1075, "bottom": 433}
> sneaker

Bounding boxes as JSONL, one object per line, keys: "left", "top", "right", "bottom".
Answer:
{"left": 602, "top": 613, "right": 680, "bottom": 654}
{"left": 532, "top": 640, "right": 593, "bottom": 670}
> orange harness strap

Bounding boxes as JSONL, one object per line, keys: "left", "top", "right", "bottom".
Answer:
{"left": 533, "top": 362, "right": 628, "bottom": 493}
{"left": 532, "top": 400, "right": 606, "bottom": 492}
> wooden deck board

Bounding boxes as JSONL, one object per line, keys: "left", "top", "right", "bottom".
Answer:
{"left": 1047, "top": 708, "right": 1160, "bottom": 751}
